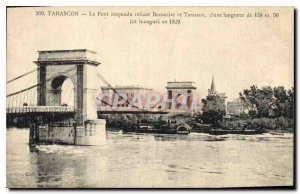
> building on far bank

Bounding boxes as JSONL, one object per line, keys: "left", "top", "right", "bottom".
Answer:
{"left": 208, "top": 76, "right": 226, "bottom": 99}
{"left": 165, "top": 81, "right": 197, "bottom": 114}
{"left": 207, "top": 76, "right": 227, "bottom": 112}
{"left": 100, "top": 85, "right": 152, "bottom": 111}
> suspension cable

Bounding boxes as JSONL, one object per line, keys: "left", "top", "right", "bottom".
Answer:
{"left": 6, "top": 66, "right": 76, "bottom": 98}
{"left": 6, "top": 68, "right": 37, "bottom": 84}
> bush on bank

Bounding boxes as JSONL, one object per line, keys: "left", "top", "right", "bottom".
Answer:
{"left": 220, "top": 117, "right": 293, "bottom": 131}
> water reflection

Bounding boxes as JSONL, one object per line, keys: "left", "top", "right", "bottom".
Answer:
{"left": 7, "top": 128, "right": 294, "bottom": 188}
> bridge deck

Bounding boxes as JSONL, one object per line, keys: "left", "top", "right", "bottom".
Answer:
{"left": 6, "top": 106, "right": 75, "bottom": 114}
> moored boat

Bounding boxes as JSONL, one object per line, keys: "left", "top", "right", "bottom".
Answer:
{"left": 123, "top": 123, "right": 191, "bottom": 135}
{"left": 191, "top": 123, "right": 213, "bottom": 133}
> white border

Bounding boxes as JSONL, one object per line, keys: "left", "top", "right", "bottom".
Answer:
{"left": 1, "top": 0, "right": 298, "bottom": 193}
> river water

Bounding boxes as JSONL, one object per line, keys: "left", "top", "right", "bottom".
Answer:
{"left": 7, "top": 128, "right": 293, "bottom": 188}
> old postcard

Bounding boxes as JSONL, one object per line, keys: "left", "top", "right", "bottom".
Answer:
{"left": 6, "top": 6, "right": 294, "bottom": 188}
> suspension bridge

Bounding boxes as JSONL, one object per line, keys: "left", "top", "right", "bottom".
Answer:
{"left": 6, "top": 49, "right": 193, "bottom": 145}
{"left": 7, "top": 49, "right": 167, "bottom": 127}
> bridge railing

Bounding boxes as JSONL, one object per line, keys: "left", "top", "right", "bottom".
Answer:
{"left": 6, "top": 106, "right": 75, "bottom": 114}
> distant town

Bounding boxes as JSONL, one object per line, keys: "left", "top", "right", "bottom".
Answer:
{"left": 98, "top": 76, "right": 227, "bottom": 115}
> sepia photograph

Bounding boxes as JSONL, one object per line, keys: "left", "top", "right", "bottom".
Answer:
{"left": 6, "top": 6, "right": 294, "bottom": 188}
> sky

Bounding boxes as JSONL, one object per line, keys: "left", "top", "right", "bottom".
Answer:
{"left": 7, "top": 7, "right": 294, "bottom": 101}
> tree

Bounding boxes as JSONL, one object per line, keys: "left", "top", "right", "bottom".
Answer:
{"left": 239, "top": 85, "right": 259, "bottom": 117}
{"left": 239, "top": 85, "right": 274, "bottom": 118}
{"left": 257, "top": 86, "right": 274, "bottom": 117}
{"left": 287, "top": 87, "right": 294, "bottom": 119}
{"left": 201, "top": 95, "right": 226, "bottom": 127}
{"left": 273, "top": 86, "right": 289, "bottom": 117}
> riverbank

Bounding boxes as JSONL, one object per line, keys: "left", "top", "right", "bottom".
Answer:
{"left": 100, "top": 114, "right": 294, "bottom": 135}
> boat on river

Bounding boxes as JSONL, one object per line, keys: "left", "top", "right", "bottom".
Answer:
{"left": 191, "top": 123, "right": 213, "bottom": 133}
{"left": 123, "top": 122, "right": 191, "bottom": 135}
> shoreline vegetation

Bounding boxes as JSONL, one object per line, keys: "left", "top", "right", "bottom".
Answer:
{"left": 100, "top": 85, "right": 294, "bottom": 134}
{"left": 99, "top": 114, "right": 294, "bottom": 134}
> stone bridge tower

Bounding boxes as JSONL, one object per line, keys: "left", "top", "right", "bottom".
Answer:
{"left": 35, "top": 49, "right": 100, "bottom": 123}
{"left": 34, "top": 49, "right": 106, "bottom": 146}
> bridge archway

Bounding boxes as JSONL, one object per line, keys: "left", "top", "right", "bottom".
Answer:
{"left": 35, "top": 49, "right": 101, "bottom": 122}
{"left": 50, "top": 75, "right": 75, "bottom": 108}
{"left": 61, "top": 78, "right": 75, "bottom": 108}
